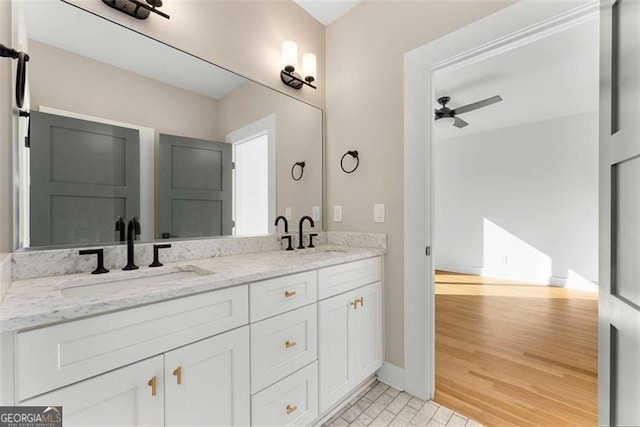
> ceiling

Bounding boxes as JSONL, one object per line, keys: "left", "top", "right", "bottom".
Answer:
{"left": 293, "top": 0, "right": 363, "bottom": 25}
{"left": 434, "top": 18, "right": 599, "bottom": 140}
{"left": 23, "top": 1, "right": 247, "bottom": 100}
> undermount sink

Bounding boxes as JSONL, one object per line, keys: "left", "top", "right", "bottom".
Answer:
{"left": 60, "top": 266, "right": 214, "bottom": 298}
{"left": 295, "top": 247, "right": 350, "bottom": 255}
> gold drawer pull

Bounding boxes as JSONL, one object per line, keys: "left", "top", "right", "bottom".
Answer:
{"left": 286, "top": 404, "right": 298, "bottom": 415}
{"left": 285, "top": 340, "right": 297, "bottom": 348}
{"left": 148, "top": 376, "right": 157, "bottom": 396}
{"left": 357, "top": 297, "right": 364, "bottom": 307}
{"left": 350, "top": 300, "right": 358, "bottom": 310}
{"left": 284, "top": 290, "right": 297, "bottom": 298}
{"left": 173, "top": 366, "right": 182, "bottom": 385}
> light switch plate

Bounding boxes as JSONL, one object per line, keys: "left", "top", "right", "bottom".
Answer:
{"left": 333, "top": 205, "right": 343, "bottom": 222}
{"left": 374, "top": 204, "right": 385, "bottom": 223}
{"left": 284, "top": 207, "right": 292, "bottom": 220}
{"left": 312, "top": 206, "right": 321, "bottom": 221}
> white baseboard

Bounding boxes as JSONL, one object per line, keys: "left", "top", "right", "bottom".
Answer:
{"left": 376, "top": 362, "right": 405, "bottom": 391}
{"left": 437, "top": 264, "right": 598, "bottom": 292}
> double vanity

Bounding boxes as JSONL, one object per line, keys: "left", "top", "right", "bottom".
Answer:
{"left": 0, "top": 233, "right": 386, "bottom": 426}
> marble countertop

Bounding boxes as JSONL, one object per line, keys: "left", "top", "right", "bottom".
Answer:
{"left": 0, "top": 245, "right": 384, "bottom": 332}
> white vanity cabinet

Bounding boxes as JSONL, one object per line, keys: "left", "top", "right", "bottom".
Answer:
{"left": 164, "top": 327, "right": 250, "bottom": 427}
{"left": 6, "top": 254, "right": 384, "bottom": 427}
{"left": 23, "top": 355, "right": 165, "bottom": 427}
{"left": 318, "top": 259, "right": 383, "bottom": 413}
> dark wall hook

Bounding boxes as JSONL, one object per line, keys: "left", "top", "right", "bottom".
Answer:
{"left": 291, "top": 161, "right": 305, "bottom": 181}
{"left": 1, "top": 44, "right": 29, "bottom": 109}
{"left": 340, "top": 150, "right": 359, "bottom": 174}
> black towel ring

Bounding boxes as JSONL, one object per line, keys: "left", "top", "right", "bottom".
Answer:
{"left": 340, "top": 150, "right": 359, "bottom": 174}
{"left": 291, "top": 161, "right": 305, "bottom": 181}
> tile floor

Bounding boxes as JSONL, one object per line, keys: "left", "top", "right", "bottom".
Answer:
{"left": 322, "top": 380, "right": 482, "bottom": 427}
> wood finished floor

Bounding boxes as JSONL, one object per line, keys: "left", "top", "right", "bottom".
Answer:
{"left": 434, "top": 271, "right": 598, "bottom": 427}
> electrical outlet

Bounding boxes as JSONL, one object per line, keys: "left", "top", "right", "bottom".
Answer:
{"left": 312, "top": 206, "right": 321, "bottom": 221}
{"left": 374, "top": 204, "right": 385, "bottom": 223}
{"left": 284, "top": 207, "right": 292, "bottom": 220}
{"left": 333, "top": 205, "right": 343, "bottom": 222}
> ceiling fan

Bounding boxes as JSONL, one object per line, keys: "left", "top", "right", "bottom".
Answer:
{"left": 434, "top": 95, "right": 503, "bottom": 128}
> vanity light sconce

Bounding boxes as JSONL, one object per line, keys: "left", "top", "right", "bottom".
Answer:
{"left": 291, "top": 161, "right": 306, "bottom": 181}
{"left": 101, "top": 0, "right": 170, "bottom": 20}
{"left": 0, "top": 43, "right": 29, "bottom": 109}
{"left": 340, "top": 150, "right": 360, "bottom": 174}
{"left": 281, "top": 41, "right": 317, "bottom": 90}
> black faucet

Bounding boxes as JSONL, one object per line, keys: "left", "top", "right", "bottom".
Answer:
{"left": 275, "top": 215, "right": 289, "bottom": 233}
{"left": 123, "top": 217, "right": 141, "bottom": 270}
{"left": 298, "top": 216, "right": 315, "bottom": 249}
{"left": 115, "top": 216, "right": 126, "bottom": 242}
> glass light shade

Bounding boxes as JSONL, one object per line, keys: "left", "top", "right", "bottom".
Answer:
{"left": 301, "top": 53, "right": 317, "bottom": 82}
{"left": 282, "top": 41, "right": 298, "bottom": 72}
{"left": 434, "top": 116, "right": 455, "bottom": 128}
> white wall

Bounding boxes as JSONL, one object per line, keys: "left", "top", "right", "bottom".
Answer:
{"left": 434, "top": 112, "right": 599, "bottom": 287}
{"left": 0, "top": 1, "right": 14, "bottom": 252}
{"left": 325, "top": 0, "right": 514, "bottom": 368}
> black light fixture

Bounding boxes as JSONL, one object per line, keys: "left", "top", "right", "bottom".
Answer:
{"left": 102, "top": 0, "right": 170, "bottom": 20}
{"left": 281, "top": 41, "right": 316, "bottom": 90}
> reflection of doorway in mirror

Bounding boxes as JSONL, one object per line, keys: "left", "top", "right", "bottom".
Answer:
{"left": 226, "top": 114, "right": 277, "bottom": 236}
{"left": 233, "top": 134, "right": 269, "bottom": 235}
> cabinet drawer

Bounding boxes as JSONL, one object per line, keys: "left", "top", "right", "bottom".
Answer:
{"left": 251, "top": 304, "right": 317, "bottom": 393}
{"left": 318, "top": 257, "right": 381, "bottom": 299}
{"left": 251, "top": 361, "right": 318, "bottom": 427}
{"left": 17, "top": 285, "right": 248, "bottom": 401}
{"left": 250, "top": 271, "right": 317, "bottom": 322}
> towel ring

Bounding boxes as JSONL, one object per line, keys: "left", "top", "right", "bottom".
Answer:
{"left": 291, "top": 161, "right": 305, "bottom": 181}
{"left": 340, "top": 150, "right": 359, "bottom": 174}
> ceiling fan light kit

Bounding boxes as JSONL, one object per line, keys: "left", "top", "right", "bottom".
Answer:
{"left": 434, "top": 95, "right": 503, "bottom": 129}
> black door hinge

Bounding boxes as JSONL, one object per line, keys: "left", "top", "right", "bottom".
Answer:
{"left": 426, "top": 246, "right": 431, "bottom": 256}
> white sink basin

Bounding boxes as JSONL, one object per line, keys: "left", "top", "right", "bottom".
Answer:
{"left": 60, "top": 266, "right": 213, "bottom": 298}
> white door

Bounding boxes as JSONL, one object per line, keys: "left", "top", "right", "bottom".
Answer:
{"left": 164, "top": 326, "right": 250, "bottom": 427}
{"left": 318, "top": 291, "right": 357, "bottom": 412}
{"left": 599, "top": 1, "right": 640, "bottom": 425}
{"left": 353, "top": 282, "right": 383, "bottom": 383}
{"left": 23, "top": 356, "right": 164, "bottom": 427}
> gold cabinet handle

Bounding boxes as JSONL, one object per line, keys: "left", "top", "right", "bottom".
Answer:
{"left": 285, "top": 340, "right": 297, "bottom": 348}
{"left": 286, "top": 404, "right": 298, "bottom": 415}
{"left": 173, "top": 366, "right": 182, "bottom": 385}
{"left": 350, "top": 300, "right": 358, "bottom": 310}
{"left": 357, "top": 297, "right": 364, "bottom": 307}
{"left": 148, "top": 376, "right": 157, "bottom": 396}
{"left": 284, "top": 290, "right": 297, "bottom": 298}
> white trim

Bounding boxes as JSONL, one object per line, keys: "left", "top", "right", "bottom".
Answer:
{"left": 311, "top": 376, "right": 377, "bottom": 427}
{"left": 225, "top": 114, "right": 277, "bottom": 235}
{"left": 376, "top": 362, "right": 405, "bottom": 391}
{"left": 37, "top": 106, "right": 156, "bottom": 242}
{"left": 403, "top": 0, "right": 599, "bottom": 400}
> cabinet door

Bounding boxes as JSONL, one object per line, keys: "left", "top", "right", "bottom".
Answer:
{"left": 22, "top": 356, "right": 164, "bottom": 427}
{"left": 353, "top": 281, "right": 383, "bottom": 383}
{"left": 318, "top": 290, "right": 357, "bottom": 413}
{"left": 164, "top": 326, "right": 250, "bottom": 427}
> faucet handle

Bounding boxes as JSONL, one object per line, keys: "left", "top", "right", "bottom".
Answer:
{"left": 79, "top": 248, "right": 109, "bottom": 274}
{"left": 281, "top": 235, "right": 294, "bottom": 251}
{"left": 149, "top": 243, "right": 172, "bottom": 267}
{"left": 308, "top": 233, "right": 318, "bottom": 248}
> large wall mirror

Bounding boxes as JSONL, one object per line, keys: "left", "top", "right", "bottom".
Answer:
{"left": 16, "top": 0, "right": 323, "bottom": 249}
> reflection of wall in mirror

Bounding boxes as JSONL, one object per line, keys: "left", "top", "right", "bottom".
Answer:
{"left": 219, "top": 82, "right": 323, "bottom": 226}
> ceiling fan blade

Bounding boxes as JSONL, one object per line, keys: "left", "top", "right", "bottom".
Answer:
{"left": 454, "top": 117, "right": 469, "bottom": 128}
{"left": 453, "top": 95, "right": 503, "bottom": 115}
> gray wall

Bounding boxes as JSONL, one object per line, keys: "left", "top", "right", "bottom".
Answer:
{"left": 325, "top": 1, "right": 514, "bottom": 368}
{"left": 0, "top": 1, "right": 13, "bottom": 252}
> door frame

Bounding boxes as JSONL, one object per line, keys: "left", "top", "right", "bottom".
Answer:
{"left": 225, "top": 114, "right": 277, "bottom": 235}
{"left": 402, "top": 0, "right": 599, "bottom": 400}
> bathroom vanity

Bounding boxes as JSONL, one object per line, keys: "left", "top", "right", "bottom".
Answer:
{"left": 0, "top": 239, "right": 385, "bottom": 426}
